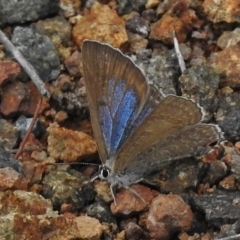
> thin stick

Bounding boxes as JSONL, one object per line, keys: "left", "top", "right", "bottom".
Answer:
{"left": 15, "top": 97, "right": 43, "bottom": 159}
{"left": 173, "top": 31, "right": 186, "bottom": 73}
{"left": 0, "top": 29, "right": 50, "bottom": 97}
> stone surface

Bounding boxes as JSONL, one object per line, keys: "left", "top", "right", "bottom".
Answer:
{"left": 180, "top": 64, "right": 220, "bottom": 121}
{"left": 0, "top": 81, "right": 49, "bottom": 117}
{"left": 216, "top": 93, "right": 240, "bottom": 123}
{"left": 0, "top": 146, "right": 22, "bottom": 173}
{"left": 211, "top": 45, "right": 240, "bottom": 89}
{"left": 202, "top": 161, "right": 228, "bottom": 185}
{"left": 219, "top": 175, "right": 238, "bottom": 190}
{"left": 73, "top": 216, "right": 103, "bottom": 240}
{"left": 42, "top": 167, "right": 95, "bottom": 210}
{"left": 229, "top": 153, "right": 240, "bottom": 181}
{"left": 216, "top": 93, "right": 240, "bottom": 141}
{"left": 214, "top": 220, "right": 240, "bottom": 240}
{"left": 203, "top": 0, "right": 240, "bottom": 23}
{"left": 150, "top": 1, "right": 196, "bottom": 44}
{"left": 110, "top": 184, "right": 156, "bottom": 216}
{"left": 219, "top": 110, "right": 240, "bottom": 141}
{"left": 50, "top": 74, "right": 88, "bottom": 114}
{"left": 145, "top": 0, "right": 159, "bottom": 9}
{"left": 217, "top": 28, "right": 240, "bottom": 49}
{"left": 127, "top": 32, "right": 149, "bottom": 52}
{"left": 191, "top": 190, "right": 240, "bottom": 228}
{"left": 124, "top": 221, "right": 144, "bottom": 240}
{"left": 64, "top": 50, "right": 82, "bottom": 77}
{"left": 0, "top": 61, "right": 21, "bottom": 86}
{"left": 146, "top": 194, "right": 194, "bottom": 239}
{"left": 0, "top": 81, "right": 29, "bottom": 117}
{"left": 60, "top": 0, "right": 82, "bottom": 18}
{"left": 15, "top": 115, "right": 45, "bottom": 139}
{"left": 142, "top": 9, "right": 157, "bottom": 22}
{"left": 47, "top": 123, "right": 97, "bottom": 162}
{"left": 116, "top": 0, "right": 147, "bottom": 15}
{"left": 0, "top": 0, "right": 59, "bottom": 25}
{"left": 126, "top": 15, "right": 149, "bottom": 38}
{"left": 0, "top": 190, "right": 57, "bottom": 239}
{"left": 11, "top": 26, "right": 60, "bottom": 82}
{"left": 72, "top": 2, "right": 128, "bottom": 49}
{"left": 86, "top": 200, "right": 117, "bottom": 224}
{"left": 0, "top": 167, "right": 27, "bottom": 191}
{"left": 0, "top": 119, "right": 19, "bottom": 150}
{"left": 54, "top": 110, "right": 68, "bottom": 123}
{"left": 0, "top": 189, "right": 102, "bottom": 239}
{"left": 31, "top": 16, "right": 72, "bottom": 60}
{"left": 94, "top": 180, "right": 113, "bottom": 204}
{"left": 133, "top": 48, "right": 179, "bottom": 95}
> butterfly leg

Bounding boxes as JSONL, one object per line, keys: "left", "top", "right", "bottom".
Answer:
{"left": 110, "top": 182, "right": 117, "bottom": 205}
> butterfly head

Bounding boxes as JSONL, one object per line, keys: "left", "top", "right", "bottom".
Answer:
{"left": 91, "top": 164, "right": 117, "bottom": 184}
{"left": 98, "top": 165, "right": 111, "bottom": 180}
{"left": 91, "top": 163, "right": 129, "bottom": 186}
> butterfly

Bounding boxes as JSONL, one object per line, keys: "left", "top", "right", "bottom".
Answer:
{"left": 81, "top": 40, "right": 223, "bottom": 204}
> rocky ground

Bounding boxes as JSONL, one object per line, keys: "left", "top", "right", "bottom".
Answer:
{"left": 0, "top": 0, "right": 240, "bottom": 239}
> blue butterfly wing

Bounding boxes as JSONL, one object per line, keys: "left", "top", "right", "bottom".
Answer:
{"left": 113, "top": 95, "right": 222, "bottom": 174}
{"left": 82, "top": 41, "right": 223, "bottom": 180}
{"left": 82, "top": 40, "right": 160, "bottom": 164}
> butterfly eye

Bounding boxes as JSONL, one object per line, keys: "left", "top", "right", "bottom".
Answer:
{"left": 100, "top": 166, "right": 110, "bottom": 179}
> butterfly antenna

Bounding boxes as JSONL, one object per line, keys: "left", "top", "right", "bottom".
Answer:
{"left": 56, "top": 162, "right": 100, "bottom": 167}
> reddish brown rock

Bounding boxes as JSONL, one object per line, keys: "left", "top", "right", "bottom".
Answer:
{"left": 0, "top": 190, "right": 104, "bottom": 239}
{"left": 127, "top": 32, "right": 148, "bottom": 52}
{"left": 54, "top": 110, "right": 68, "bottom": 123}
{"left": 0, "top": 190, "right": 54, "bottom": 216}
{"left": 0, "top": 61, "right": 21, "bottom": 86}
{"left": 178, "top": 232, "right": 212, "bottom": 240}
{"left": 203, "top": 0, "right": 240, "bottom": 23}
{"left": 211, "top": 45, "right": 240, "bottom": 88}
{"left": 94, "top": 180, "right": 113, "bottom": 203}
{"left": 64, "top": 50, "right": 82, "bottom": 77}
{"left": 0, "top": 168, "right": 27, "bottom": 191}
{"left": 17, "top": 133, "right": 50, "bottom": 186}
{"left": 47, "top": 123, "right": 97, "bottom": 161}
{"left": 0, "top": 81, "right": 27, "bottom": 117}
{"left": 0, "top": 81, "right": 49, "bottom": 117}
{"left": 110, "top": 184, "right": 156, "bottom": 216}
{"left": 202, "top": 144, "right": 225, "bottom": 163}
{"left": 47, "top": 215, "right": 102, "bottom": 239}
{"left": 219, "top": 175, "right": 237, "bottom": 190}
{"left": 0, "top": 189, "right": 56, "bottom": 239}
{"left": 150, "top": 1, "right": 196, "bottom": 44}
{"left": 146, "top": 194, "right": 194, "bottom": 239}
{"left": 72, "top": 2, "right": 128, "bottom": 48}
{"left": 73, "top": 216, "right": 103, "bottom": 240}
